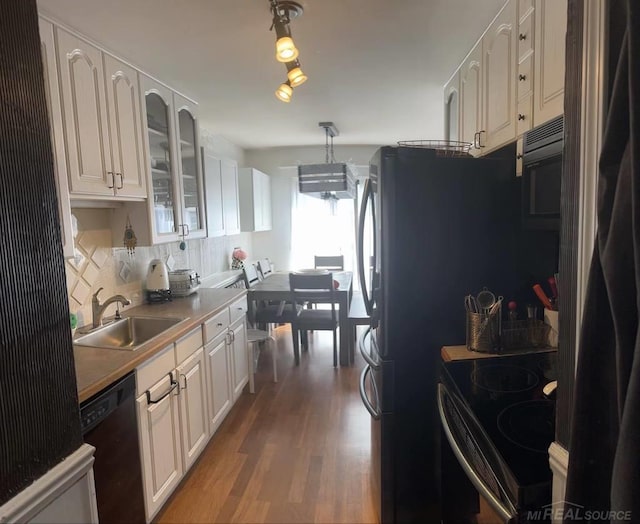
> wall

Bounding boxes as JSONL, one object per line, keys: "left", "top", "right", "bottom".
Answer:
{"left": 244, "top": 145, "right": 381, "bottom": 270}
{"left": 66, "top": 130, "right": 252, "bottom": 327}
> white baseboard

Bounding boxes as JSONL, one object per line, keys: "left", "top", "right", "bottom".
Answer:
{"left": 549, "top": 441, "right": 569, "bottom": 524}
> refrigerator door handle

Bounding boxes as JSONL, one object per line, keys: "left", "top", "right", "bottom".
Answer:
{"left": 359, "top": 364, "right": 381, "bottom": 420}
{"left": 358, "top": 178, "right": 375, "bottom": 316}
{"left": 359, "top": 326, "right": 380, "bottom": 371}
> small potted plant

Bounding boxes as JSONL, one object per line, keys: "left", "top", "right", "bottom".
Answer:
{"left": 231, "top": 247, "right": 247, "bottom": 270}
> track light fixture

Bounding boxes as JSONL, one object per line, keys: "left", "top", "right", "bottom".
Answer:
{"left": 269, "top": 0, "right": 307, "bottom": 101}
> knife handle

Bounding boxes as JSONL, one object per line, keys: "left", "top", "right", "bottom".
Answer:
{"left": 548, "top": 276, "right": 558, "bottom": 299}
{"left": 533, "top": 284, "right": 553, "bottom": 310}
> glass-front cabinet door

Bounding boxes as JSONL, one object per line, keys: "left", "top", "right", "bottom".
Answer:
{"left": 141, "top": 75, "right": 180, "bottom": 242}
{"left": 174, "top": 94, "right": 206, "bottom": 239}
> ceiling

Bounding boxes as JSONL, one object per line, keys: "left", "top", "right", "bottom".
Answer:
{"left": 37, "top": 0, "right": 506, "bottom": 149}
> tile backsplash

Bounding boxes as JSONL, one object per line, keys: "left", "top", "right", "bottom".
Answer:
{"left": 66, "top": 209, "right": 253, "bottom": 326}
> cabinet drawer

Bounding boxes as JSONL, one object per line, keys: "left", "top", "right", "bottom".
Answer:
{"left": 136, "top": 344, "right": 175, "bottom": 396}
{"left": 517, "top": 94, "right": 533, "bottom": 136}
{"left": 175, "top": 326, "right": 204, "bottom": 364}
{"left": 518, "top": 12, "right": 534, "bottom": 60}
{"left": 229, "top": 296, "right": 248, "bottom": 325}
{"left": 517, "top": 54, "right": 533, "bottom": 98}
{"left": 204, "top": 308, "right": 230, "bottom": 344}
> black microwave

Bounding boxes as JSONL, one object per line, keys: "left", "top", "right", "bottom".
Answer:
{"left": 522, "top": 115, "right": 563, "bottom": 230}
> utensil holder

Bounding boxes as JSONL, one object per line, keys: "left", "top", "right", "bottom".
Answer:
{"left": 466, "top": 310, "right": 501, "bottom": 353}
{"left": 502, "top": 319, "right": 550, "bottom": 349}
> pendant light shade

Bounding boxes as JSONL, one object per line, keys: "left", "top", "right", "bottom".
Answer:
{"left": 286, "top": 59, "right": 307, "bottom": 87}
{"left": 275, "top": 81, "right": 293, "bottom": 102}
{"left": 276, "top": 36, "right": 299, "bottom": 62}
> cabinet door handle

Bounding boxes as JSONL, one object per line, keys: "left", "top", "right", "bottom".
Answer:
{"left": 217, "top": 322, "right": 223, "bottom": 327}
{"left": 518, "top": 114, "right": 526, "bottom": 121}
{"left": 145, "top": 372, "right": 178, "bottom": 405}
{"left": 519, "top": 74, "right": 527, "bottom": 81}
{"left": 180, "top": 373, "right": 188, "bottom": 390}
{"left": 107, "top": 171, "right": 115, "bottom": 189}
{"left": 183, "top": 223, "right": 190, "bottom": 236}
{"left": 479, "top": 130, "right": 486, "bottom": 148}
{"left": 473, "top": 132, "right": 480, "bottom": 149}
{"left": 117, "top": 172, "right": 124, "bottom": 189}
{"left": 516, "top": 154, "right": 523, "bottom": 160}
{"left": 519, "top": 33, "right": 526, "bottom": 41}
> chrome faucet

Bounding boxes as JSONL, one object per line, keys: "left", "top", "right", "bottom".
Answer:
{"left": 92, "top": 288, "right": 131, "bottom": 328}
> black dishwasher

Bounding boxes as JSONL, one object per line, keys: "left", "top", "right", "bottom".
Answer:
{"left": 80, "top": 371, "right": 146, "bottom": 524}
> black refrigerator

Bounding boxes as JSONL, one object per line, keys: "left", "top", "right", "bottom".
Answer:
{"left": 357, "top": 146, "right": 519, "bottom": 523}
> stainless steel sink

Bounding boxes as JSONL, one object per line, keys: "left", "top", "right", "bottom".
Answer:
{"left": 74, "top": 316, "right": 185, "bottom": 350}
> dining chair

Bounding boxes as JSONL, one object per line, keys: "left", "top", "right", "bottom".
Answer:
{"left": 314, "top": 255, "right": 344, "bottom": 271}
{"left": 246, "top": 328, "right": 277, "bottom": 393}
{"left": 257, "top": 258, "right": 273, "bottom": 279}
{"left": 289, "top": 272, "right": 338, "bottom": 367}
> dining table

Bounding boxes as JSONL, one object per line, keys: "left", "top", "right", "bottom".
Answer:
{"left": 247, "top": 271, "right": 354, "bottom": 366}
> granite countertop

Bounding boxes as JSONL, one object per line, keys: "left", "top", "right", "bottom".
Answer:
{"left": 74, "top": 287, "right": 246, "bottom": 403}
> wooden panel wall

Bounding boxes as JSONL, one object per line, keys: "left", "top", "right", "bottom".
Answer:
{"left": 0, "top": 0, "right": 82, "bottom": 505}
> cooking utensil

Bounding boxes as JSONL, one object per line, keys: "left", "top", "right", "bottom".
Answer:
{"left": 465, "top": 294, "right": 478, "bottom": 313}
{"left": 476, "top": 287, "right": 496, "bottom": 314}
{"left": 532, "top": 284, "right": 553, "bottom": 310}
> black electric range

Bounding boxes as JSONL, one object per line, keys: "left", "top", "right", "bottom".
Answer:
{"left": 438, "top": 350, "right": 557, "bottom": 523}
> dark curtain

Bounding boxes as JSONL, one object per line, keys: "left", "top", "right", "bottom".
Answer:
{"left": 564, "top": 1, "right": 640, "bottom": 522}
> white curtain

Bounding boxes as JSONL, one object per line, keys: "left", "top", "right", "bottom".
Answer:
{"left": 290, "top": 177, "right": 357, "bottom": 276}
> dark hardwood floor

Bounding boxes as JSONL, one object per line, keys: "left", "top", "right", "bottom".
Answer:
{"left": 156, "top": 325, "right": 377, "bottom": 524}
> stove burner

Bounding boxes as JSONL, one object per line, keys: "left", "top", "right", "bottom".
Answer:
{"left": 497, "top": 399, "right": 555, "bottom": 453}
{"left": 471, "top": 364, "right": 539, "bottom": 394}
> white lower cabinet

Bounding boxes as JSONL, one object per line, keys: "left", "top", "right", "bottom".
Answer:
{"left": 135, "top": 295, "right": 249, "bottom": 522}
{"left": 205, "top": 333, "right": 232, "bottom": 435}
{"left": 229, "top": 318, "right": 249, "bottom": 401}
{"left": 136, "top": 369, "right": 182, "bottom": 522}
{"left": 176, "top": 346, "right": 209, "bottom": 471}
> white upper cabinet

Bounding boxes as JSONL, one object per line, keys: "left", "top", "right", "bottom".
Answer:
{"left": 56, "top": 29, "right": 112, "bottom": 196}
{"left": 202, "top": 151, "right": 225, "bottom": 238}
{"left": 141, "top": 75, "right": 181, "bottom": 243}
{"left": 533, "top": 0, "right": 567, "bottom": 126}
{"left": 174, "top": 94, "right": 206, "bottom": 240}
{"left": 459, "top": 40, "right": 483, "bottom": 156}
{"left": 103, "top": 55, "right": 147, "bottom": 198}
{"left": 39, "top": 19, "right": 75, "bottom": 258}
{"left": 222, "top": 159, "right": 242, "bottom": 235}
{"left": 238, "top": 168, "right": 272, "bottom": 232}
{"left": 443, "top": 69, "right": 460, "bottom": 142}
{"left": 202, "top": 152, "right": 241, "bottom": 237}
{"left": 139, "top": 78, "right": 206, "bottom": 243}
{"left": 444, "top": 0, "right": 566, "bottom": 156}
{"left": 482, "top": 0, "right": 517, "bottom": 151}
{"left": 55, "top": 28, "right": 146, "bottom": 199}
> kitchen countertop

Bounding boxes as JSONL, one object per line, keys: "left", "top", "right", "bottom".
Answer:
{"left": 441, "top": 344, "right": 557, "bottom": 362}
{"left": 74, "top": 287, "right": 246, "bottom": 403}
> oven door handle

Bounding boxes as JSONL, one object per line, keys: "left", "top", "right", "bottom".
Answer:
{"left": 359, "top": 365, "right": 381, "bottom": 420}
{"left": 437, "top": 385, "right": 517, "bottom": 524}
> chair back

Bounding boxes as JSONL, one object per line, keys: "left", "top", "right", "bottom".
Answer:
{"left": 257, "top": 258, "right": 273, "bottom": 278}
{"left": 314, "top": 255, "right": 344, "bottom": 271}
{"left": 289, "top": 272, "right": 337, "bottom": 321}
{"left": 243, "top": 262, "right": 261, "bottom": 288}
